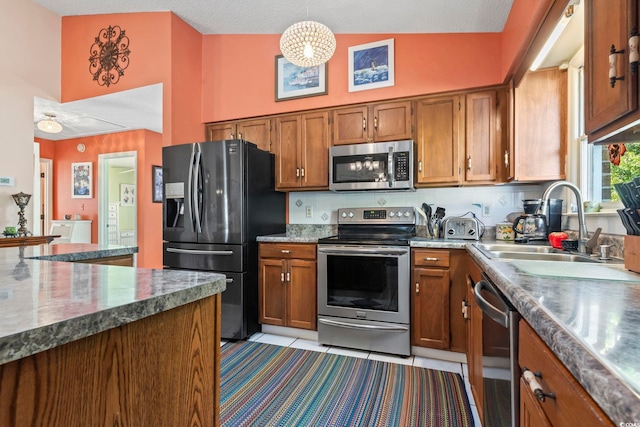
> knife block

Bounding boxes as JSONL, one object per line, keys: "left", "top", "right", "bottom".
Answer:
{"left": 625, "top": 236, "right": 640, "bottom": 273}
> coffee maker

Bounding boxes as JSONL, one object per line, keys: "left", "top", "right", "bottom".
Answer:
{"left": 513, "top": 199, "right": 563, "bottom": 243}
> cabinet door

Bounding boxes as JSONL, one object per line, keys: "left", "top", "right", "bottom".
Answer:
{"left": 274, "top": 115, "right": 302, "bottom": 189}
{"left": 206, "top": 122, "right": 235, "bottom": 141}
{"left": 466, "top": 259, "right": 484, "bottom": 423}
{"left": 465, "top": 91, "right": 498, "bottom": 183}
{"left": 585, "top": 0, "right": 637, "bottom": 134}
{"left": 287, "top": 259, "right": 317, "bottom": 330}
{"left": 372, "top": 101, "right": 412, "bottom": 142}
{"left": 237, "top": 118, "right": 273, "bottom": 153}
{"left": 301, "top": 111, "right": 330, "bottom": 189}
{"left": 258, "top": 259, "right": 287, "bottom": 326}
{"left": 514, "top": 68, "right": 567, "bottom": 181}
{"left": 332, "top": 106, "right": 370, "bottom": 145}
{"left": 412, "top": 268, "right": 450, "bottom": 349}
{"left": 414, "top": 95, "right": 462, "bottom": 186}
{"left": 520, "top": 378, "right": 552, "bottom": 427}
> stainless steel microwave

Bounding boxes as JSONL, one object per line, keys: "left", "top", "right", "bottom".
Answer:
{"left": 329, "top": 140, "right": 414, "bottom": 191}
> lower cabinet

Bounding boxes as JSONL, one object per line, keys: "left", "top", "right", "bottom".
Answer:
{"left": 519, "top": 320, "right": 613, "bottom": 426}
{"left": 75, "top": 254, "right": 134, "bottom": 266}
{"left": 411, "top": 249, "right": 467, "bottom": 352}
{"left": 258, "top": 243, "right": 317, "bottom": 330}
{"left": 465, "top": 255, "right": 485, "bottom": 423}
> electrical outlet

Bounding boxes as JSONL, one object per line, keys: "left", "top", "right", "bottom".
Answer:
{"left": 483, "top": 204, "right": 491, "bottom": 217}
{"left": 305, "top": 205, "right": 313, "bottom": 218}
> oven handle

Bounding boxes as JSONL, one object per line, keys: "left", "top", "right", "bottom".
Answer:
{"left": 474, "top": 280, "right": 510, "bottom": 328}
{"left": 318, "top": 318, "right": 408, "bottom": 332}
{"left": 318, "top": 248, "right": 408, "bottom": 256}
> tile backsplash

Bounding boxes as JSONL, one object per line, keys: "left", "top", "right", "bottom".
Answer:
{"left": 289, "top": 185, "right": 546, "bottom": 226}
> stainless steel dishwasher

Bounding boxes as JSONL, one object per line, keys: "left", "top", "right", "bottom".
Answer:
{"left": 473, "top": 273, "right": 521, "bottom": 427}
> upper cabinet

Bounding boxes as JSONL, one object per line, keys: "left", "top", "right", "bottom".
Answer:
{"left": 414, "top": 94, "right": 463, "bottom": 186}
{"left": 206, "top": 118, "right": 273, "bottom": 152}
{"left": 511, "top": 68, "right": 567, "bottom": 181}
{"left": 332, "top": 100, "right": 412, "bottom": 145}
{"left": 585, "top": 0, "right": 639, "bottom": 140}
{"left": 274, "top": 111, "right": 330, "bottom": 191}
{"left": 414, "top": 88, "right": 506, "bottom": 187}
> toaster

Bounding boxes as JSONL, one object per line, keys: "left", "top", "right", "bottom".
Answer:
{"left": 442, "top": 217, "right": 482, "bottom": 240}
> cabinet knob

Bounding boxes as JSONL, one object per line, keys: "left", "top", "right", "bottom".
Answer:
{"left": 301, "top": 167, "right": 305, "bottom": 178}
{"left": 418, "top": 160, "right": 423, "bottom": 173}
{"left": 230, "top": 133, "right": 235, "bottom": 139}
{"left": 296, "top": 168, "right": 300, "bottom": 178}
{"left": 467, "top": 156, "right": 472, "bottom": 171}
{"left": 286, "top": 271, "right": 291, "bottom": 283}
{"left": 238, "top": 132, "right": 243, "bottom": 140}
{"left": 462, "top": 300, "right": 470, "bottom": 319}
{"left": 630, "top": 29, "right": 639, "bottom": 74}
{"left": 281, "top": 249, "right": 291, "bottom": 254}
{"left": 504, "top": 150, "right": 509, "bottom": 168}
{"left": 363, "top": 117, "right": 367, "bottom": 131}
{"left": 423, "top": 257, "right": 439, "bottom": 261}
{"left": 522, "top": 368, "right": 556, "bottom": 403}
{"left": 374, "top": 116, "right": 378, "bottom": 130}
{"left": 281, "top": 272, "right": 285, "bottom": 283}
{"left": 415, "top": 283, "right": 420, "bottom": 294}
{"left": 609, "top": 44, "right": 626, "bottom": 88}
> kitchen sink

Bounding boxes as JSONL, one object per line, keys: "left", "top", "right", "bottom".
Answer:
{"left": 474, "top": 243, "right": 600, "bottom": 263}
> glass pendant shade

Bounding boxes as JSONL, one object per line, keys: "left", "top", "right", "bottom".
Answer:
{"left": 280, "top": 20, "right": 336, "bottom": 67}
{"left": 37, "top": 115, "right": 62, "bottom": 134}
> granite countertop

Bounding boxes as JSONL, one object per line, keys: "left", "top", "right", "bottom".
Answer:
{"left": 0, "top": 244, "right": 226, "bottom": 365}
{"left": 465, "top": 242, "right": 640, "bottom": 424}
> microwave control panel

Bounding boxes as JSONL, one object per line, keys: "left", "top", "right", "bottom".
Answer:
{"left": 394, "top": 152, "right": 410, "bottom": 181}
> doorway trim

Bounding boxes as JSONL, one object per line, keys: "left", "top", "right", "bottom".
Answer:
{"left": 98, "top": 151, "right": 137, "bottom": 245}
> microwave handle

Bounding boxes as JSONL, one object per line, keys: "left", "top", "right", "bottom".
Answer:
{"left": 387, "top": 147, "right": 394, "bottom": 187}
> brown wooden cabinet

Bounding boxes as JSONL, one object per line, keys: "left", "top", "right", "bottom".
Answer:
{"left": 75, "top": 254, "right": 134, "bottom": 266}
{"left": 332, "top": 100, "right": 412, "bottom": 145}
{"left": 274, "top": 111, "right": 330, "bottom": 191}
{"left": 206, "top": 118, "right": 273, "bottom": 152}
{"left": 414, "top": 94, "right": 463, "bottom": 185}
{"left": 411, "top": 249, "right": 467, "bottom": 352}
{"left": 585, "top": 0, "right": 638, "bottom": 138}
{"left": 258, "top": 243, "right": 317, "bottom": 330}
{"left": 511, "top": 68, "right": 567, "bottom": 182}
{"left": 464, "top": 90, "right": 503, "bottom": 184}
{"left": 519, "top": 319, "right": 614, "bottom": 427}
{"left": 465, "top": 255, "right": 485, "bottom": 423}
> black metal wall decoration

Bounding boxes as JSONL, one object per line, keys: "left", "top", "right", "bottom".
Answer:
{"left": 89, "top": 25, "right": 131, "bottom": 87}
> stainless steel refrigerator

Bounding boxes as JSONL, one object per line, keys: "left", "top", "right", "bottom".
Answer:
{"left": 162, "top": 140, "right": 285, "bottom": 340}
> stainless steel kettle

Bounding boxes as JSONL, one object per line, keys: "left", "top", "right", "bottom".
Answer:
{"left": 512, "top": 214, "right": 548, "bottom": 240}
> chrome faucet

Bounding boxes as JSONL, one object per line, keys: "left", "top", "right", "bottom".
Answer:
{"left": 538, "top": 180, "right": 593, "bottom": 253}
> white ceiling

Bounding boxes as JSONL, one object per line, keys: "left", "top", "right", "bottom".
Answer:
{"left": 32, "top": 0, "right": 584, "bottom": 141}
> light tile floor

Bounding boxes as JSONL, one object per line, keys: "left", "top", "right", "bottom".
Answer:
{"left": 223, "top": 332, "right": 482, "bottom": 425}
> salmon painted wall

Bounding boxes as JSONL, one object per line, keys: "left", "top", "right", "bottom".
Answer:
{"left": 502, "top": 0, "right": 554, "bottom": 78}
{"left": 202, "top": 33, "right": 503, "bottom": 122}
{"left": 36, "top": 137, "right": 55, "bottom": 159}
{"left": 51, "top": 130, "right": 162, "bottom": 268}
{"left": 170, "top": 14, "right": 204, "bottom": 145}
{"left": 62, "top": 12, "right": 204, "bottom": 146}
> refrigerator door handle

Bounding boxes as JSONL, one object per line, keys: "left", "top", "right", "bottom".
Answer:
{"left": 187, "top": 146, "right": 196, "bottom": 232}
{"left": 166, "top": 248, "right": 234, "bottom": 256}
{"left": 193, "top": 145, "right": 203, "bottom": 233}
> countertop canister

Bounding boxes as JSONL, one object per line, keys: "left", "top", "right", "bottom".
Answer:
{"left": 496, "top": 222, "right": 515, "bottom": 241}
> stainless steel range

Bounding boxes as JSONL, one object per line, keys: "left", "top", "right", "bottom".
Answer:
{"left": 317, "top": 207, "right": 415, "bottom": 356}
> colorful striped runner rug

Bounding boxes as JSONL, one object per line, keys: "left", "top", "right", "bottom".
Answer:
{"left": 220, "top": 341, "right": 474, "bottom": 427}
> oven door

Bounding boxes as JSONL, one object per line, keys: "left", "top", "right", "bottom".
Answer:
{"left": 317, "top": 244, "right": 410, "bottom": 325}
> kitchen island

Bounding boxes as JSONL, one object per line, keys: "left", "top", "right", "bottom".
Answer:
{"left": 0, "top": 243, "right": 226, "bottom": 427}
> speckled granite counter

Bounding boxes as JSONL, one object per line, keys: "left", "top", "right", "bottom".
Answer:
{"left": 0, "top": 244, "right": 226, "bottom": 365}
{"left": 464, "top": 243, "right": 640, "bottom": 424}
{"left": 257, "top": 224, "right": 336, "bottom": 243}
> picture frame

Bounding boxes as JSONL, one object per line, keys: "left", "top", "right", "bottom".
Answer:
{"left": 71, "top": 162, "right": 92, "bottom": 198}
{"left": 348, "top": 38, "right": 395, "bottom": 92}
{"left": 275, "top": 55, "right": 328, "bottom": 101}
{"left": 152, "top": 165, "right": 163, "bottom": 203}
{"left": 120, "top": 183, "right": 135, "bottom": 206}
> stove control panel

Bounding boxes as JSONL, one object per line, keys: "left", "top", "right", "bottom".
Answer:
{"left": 337, "top": 207, "right": 415, "bottom": 224}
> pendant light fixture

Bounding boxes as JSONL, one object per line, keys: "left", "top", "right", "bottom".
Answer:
{"left": 280, "top": 10, "right": 336, "bottom": 68}
{"left": 37, "top": 114, "right": 63, "bottom": 134}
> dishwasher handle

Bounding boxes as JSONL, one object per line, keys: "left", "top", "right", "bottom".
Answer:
{"left": 474, "top": 279, "right": 510, "bottom": 328}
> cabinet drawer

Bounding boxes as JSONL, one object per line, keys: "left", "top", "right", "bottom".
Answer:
{"left": 412, "top": 250, "right": 450, "bottom": 268}
{"left": 519, "top": 321, "right": 613, "bottom": 427}
{"left": 259, "top": 243, "right": 316, "bottom": 260}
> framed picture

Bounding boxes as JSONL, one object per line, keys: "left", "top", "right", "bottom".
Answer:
{"left": 120, "top": 183, "right": 135, "bottom": 206}
{"left": 348, "top": 38, "right": 395, "bottom": 92}
{"left": 275, "top": 55, "right": 328, "bottom": 101}
{"left": 152, "top": 165, "right": 163, "bottom": 203}
{"left": 71, "top": 162, "right": 92, "bottom": 198}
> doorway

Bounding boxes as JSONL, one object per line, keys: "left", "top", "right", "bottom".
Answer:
{"left": 98, "top": 152, "right": 137, "bottom": 246}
